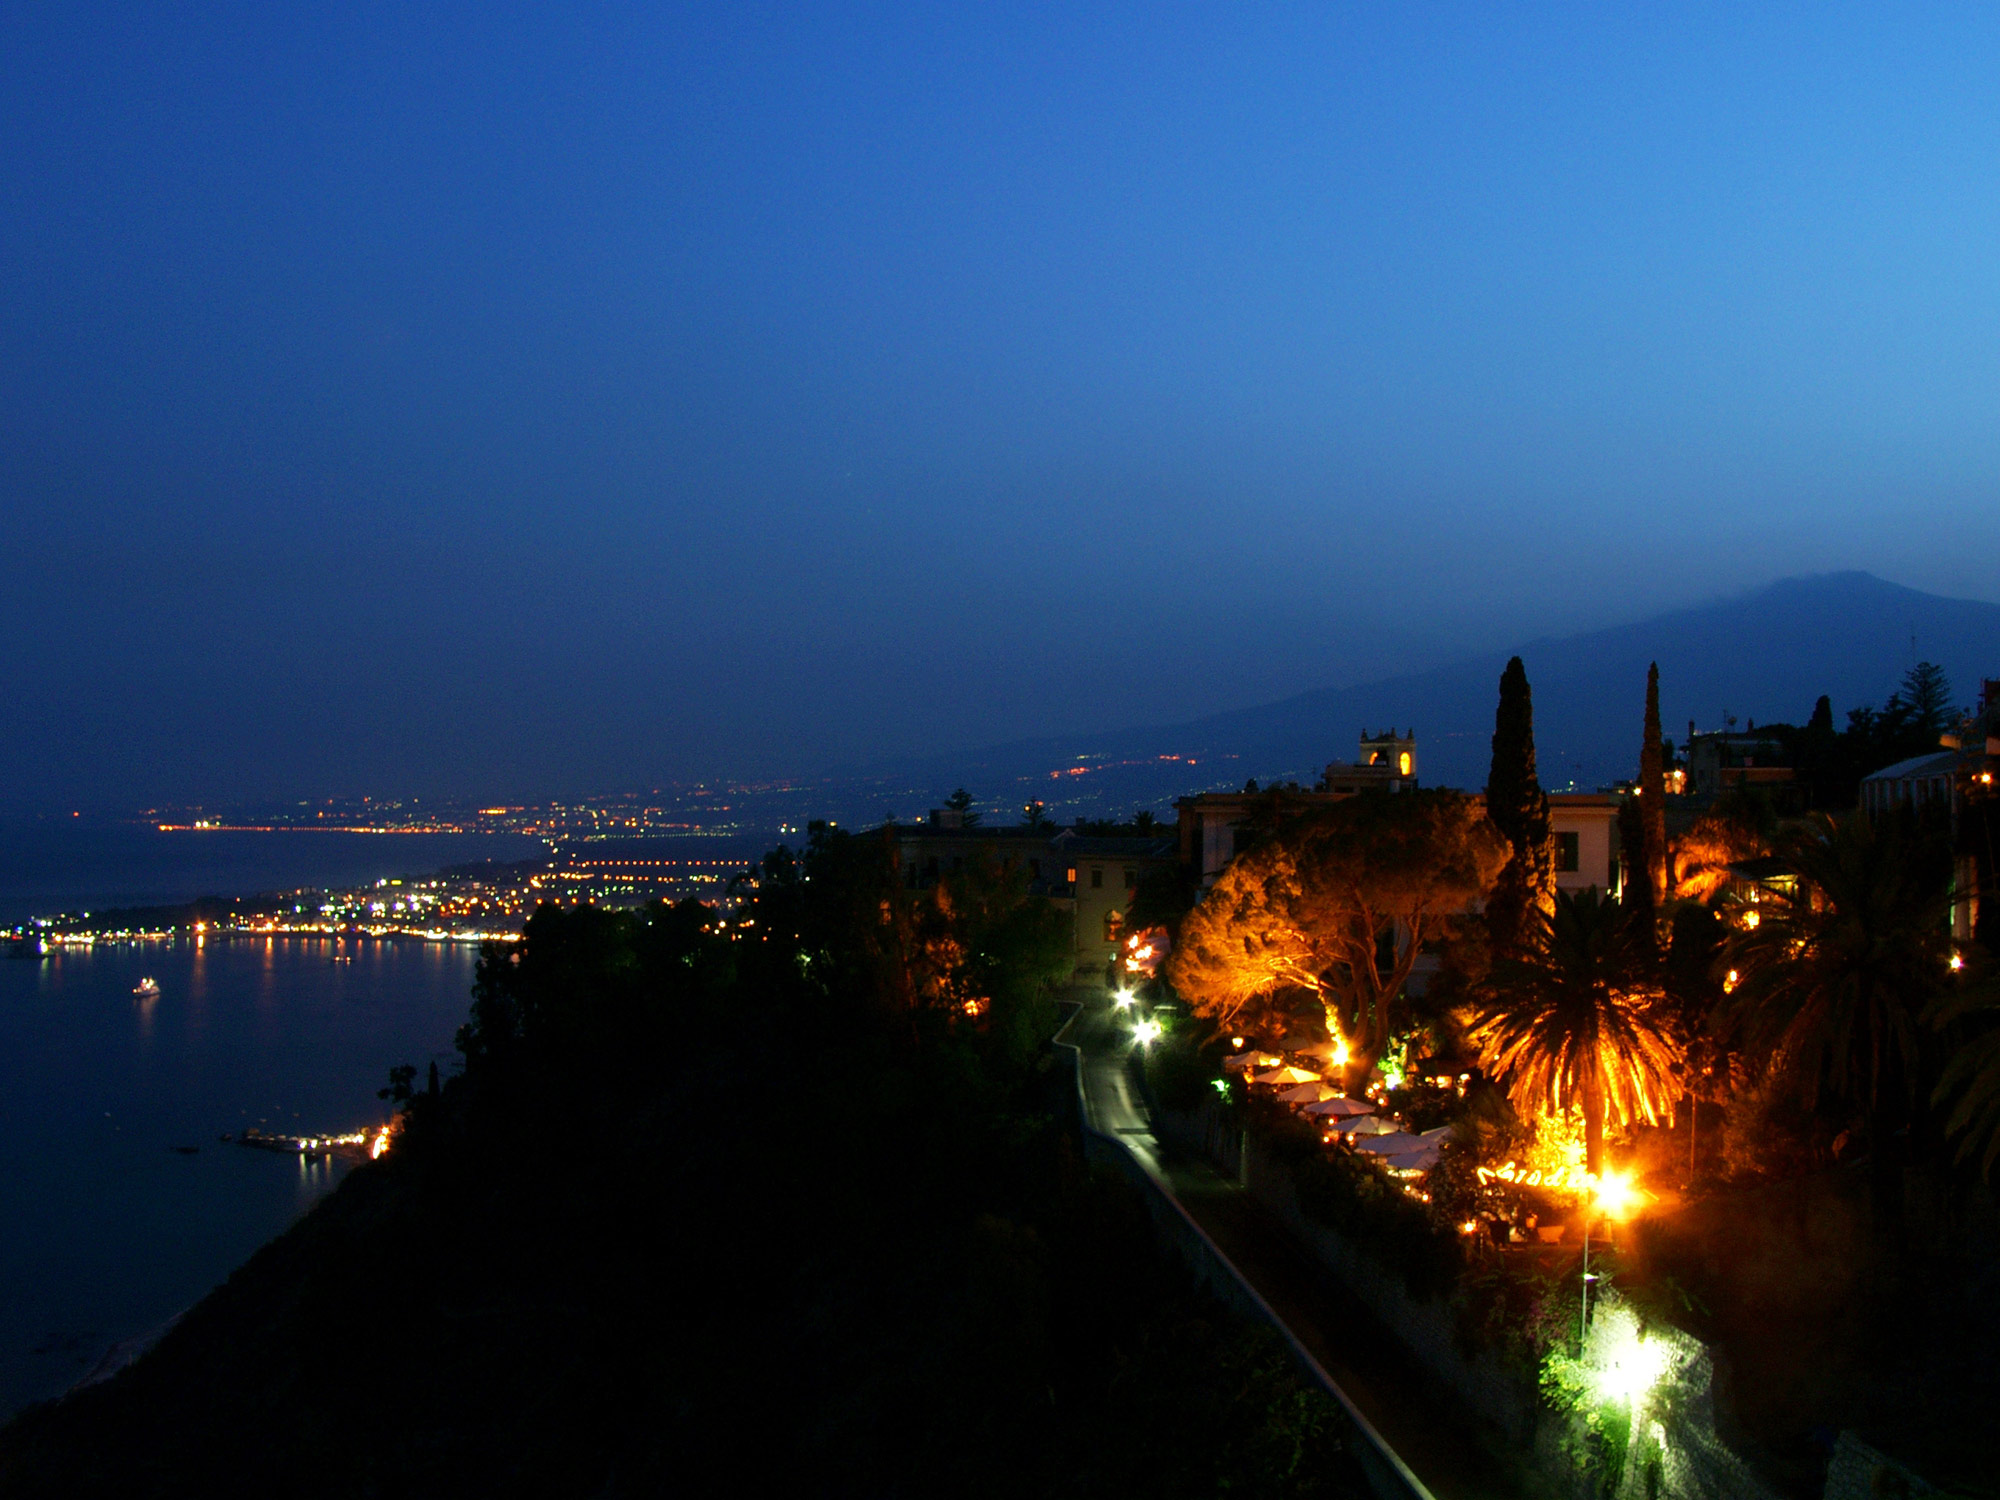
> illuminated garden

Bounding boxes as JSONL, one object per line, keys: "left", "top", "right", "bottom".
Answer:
{"left": 1119, "top": 659, "right": 2000, "bottom": 1497}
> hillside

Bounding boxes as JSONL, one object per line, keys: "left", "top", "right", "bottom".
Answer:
{"left": 913, "top": 572, "right": 2000, "bottom": 810}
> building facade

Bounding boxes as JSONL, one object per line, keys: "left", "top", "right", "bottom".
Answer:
{"left": 886, "top": 811, "right": 1175, "bottom": 978}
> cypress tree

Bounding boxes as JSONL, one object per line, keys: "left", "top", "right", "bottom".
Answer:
{"left": 1641, "top": 662, "right": 1668, "bottom": 905}
{"left": 1485, "top": 657, "right": 1552, "bottom": 951}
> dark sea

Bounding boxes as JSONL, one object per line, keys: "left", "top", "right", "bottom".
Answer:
{"left": 0, "top": 825, "right": 542, "bottom": 1419}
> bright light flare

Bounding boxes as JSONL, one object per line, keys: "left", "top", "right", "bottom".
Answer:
{"left": 1133, "top": 1018, "right": 1163, "bottom": 1046}
{"left": 1587, "top": 1169, "right": 1643, "bottom": 1220}
{"left": 1589, "top": 1306, "right": 1672, "bottom": 1408}
{"left": 1112, "top": 990, "right": 1136, "bottom": 1009}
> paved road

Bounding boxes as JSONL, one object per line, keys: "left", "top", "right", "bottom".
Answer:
{"left": 1067, "top": 991, "right": 1532, "bottom": 1500}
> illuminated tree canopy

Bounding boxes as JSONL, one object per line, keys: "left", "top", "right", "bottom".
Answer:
{"left": 1168, "top": 789, "right": 1507, "bottom": 1077}
{"left": 1469, "top": 887, "right": 1681, "bottom": 1176}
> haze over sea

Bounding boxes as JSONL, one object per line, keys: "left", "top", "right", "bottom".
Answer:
{"left": 0, "top": 826, "right": 541, "bottom": 1416}
{"left": 0, "top": 821, "right": 545, "bottom": 926}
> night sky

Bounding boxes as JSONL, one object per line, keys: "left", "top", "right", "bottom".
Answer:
{"left": 7, "top": 5, "right": 2000, "bottom": 812}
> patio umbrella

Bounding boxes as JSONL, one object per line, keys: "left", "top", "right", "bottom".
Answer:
{"left": 1381, "top": 1146, "right": 1443, "bottom": 1173}
{"left": 1419, "top": 1125, "right": 1454, "bottom": 1141}
{"left": 1354, "top": 1130, "right": 1426, "bottom": 1155}
{"left": 1279, "top": 1082, "right": 1335, "bottom": 1105}
{"left": 1223, "top": 1052, "right": 1284, "bottom": 1074}
{"left": 1252, "top": 1065, "right": 1322, "bottom": 1086}
{"left": 1291, "top": 1040, "right": 1345, "bottom": 1062}
{"left": 1332, "top": 1114, "right": 1399, "bottom": 1136}
{"left": 1302, "top": 1097, "right": 1374, "bottom": 1118}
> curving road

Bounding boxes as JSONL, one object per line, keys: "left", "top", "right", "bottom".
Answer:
{"left": 1066, "top": 990, "right": 1532, "bottom": 1500}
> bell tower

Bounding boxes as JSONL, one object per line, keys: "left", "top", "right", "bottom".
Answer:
{"left": 1359, "top": 728, "right": 1416, "bottom": 781}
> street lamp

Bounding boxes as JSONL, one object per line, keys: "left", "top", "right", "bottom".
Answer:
{"left": 1579, "top": 1170, "right": 1641, "bottom": 1348}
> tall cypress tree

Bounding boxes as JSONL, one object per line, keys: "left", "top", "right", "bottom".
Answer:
{"left": 1641, "top": 662, "right": 1668, "bottom": 905}
{"left": 1485, "top": 657, "right": 1553, "bottom": 951}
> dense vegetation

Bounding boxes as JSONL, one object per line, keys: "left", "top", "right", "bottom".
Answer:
{"left": 0, "top": 830, "right": 1366, "bottom": 1498}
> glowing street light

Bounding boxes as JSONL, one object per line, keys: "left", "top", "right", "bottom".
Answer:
{"left": 1133, "top": 1018, "right": 1163, "bottom": 1046}
{"left": 1112, "top": 989, "right": 1136, "bottom": 1009}
{"left": 1580, "top": 1169, "right": 1643, "bottom": 1345}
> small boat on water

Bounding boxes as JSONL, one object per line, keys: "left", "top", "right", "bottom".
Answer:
{"left": 132, "top": 977, "right": 161, "bottom": 997}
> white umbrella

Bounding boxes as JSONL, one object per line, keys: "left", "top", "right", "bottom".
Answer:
{"left": 1419, "top": 1124, "right": 1454, "bottom": 1141}
{"left": 1381, "top": 1147, "right": 1443, "bottom": 1173}
{"left": 1216, "top": 1048, "right": 1280, "bottom": 1072}
{"left": 1223, "top": 1052, "right": 1283, "bottom": 1074}
{"left": 1279, "top": 1082, "right": 1334, "bottom": 1104}
{"left": 1303, "top": 1097, "right": 1374, "bottom": 1119}
{"left": 1332, "top": 1114, "right": 1399, "bottom": 1136}
{"left": 1252, "top": 1065, "right": 1322, "bottom": 1086}
{"left": 1354, "top": 1130, "right": 1427, "bottom": 1155}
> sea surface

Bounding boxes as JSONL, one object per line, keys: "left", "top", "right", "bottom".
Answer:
{"left": 0, "top": 819, "right": 546, "bottom": 925}
{"left": 0, "top": 930, "right": 487, "bottom": 1419}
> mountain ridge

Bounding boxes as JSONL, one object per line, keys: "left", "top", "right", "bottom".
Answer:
{"left": 896, "top": 572, "right": 2000, "bottom": 806}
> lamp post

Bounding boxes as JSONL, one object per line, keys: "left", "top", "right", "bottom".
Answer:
{"left": 1579, "top": 1208, "right": 1595, "bottom": 1350}
{"left": 1579, "top": 1171, "right": 1639, "bottom": 1350}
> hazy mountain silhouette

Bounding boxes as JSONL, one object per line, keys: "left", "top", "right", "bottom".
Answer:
{"left": 927, "top": 573, "right": 2000, "bottom": 803}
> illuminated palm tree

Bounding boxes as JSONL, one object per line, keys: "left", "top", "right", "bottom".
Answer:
{"left": 1720, "top": 812, "right": 1949, "bottom": 1129}
{"left": 1469, "top": 887, "right": 1681, "bottom": 1177}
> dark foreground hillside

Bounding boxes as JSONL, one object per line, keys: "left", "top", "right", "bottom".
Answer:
{"left": 0, "top": 860, "right": 1369, "bottom": 1498}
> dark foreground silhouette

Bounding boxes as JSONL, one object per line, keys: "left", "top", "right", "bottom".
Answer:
{"left": 0, "top": 843, "right": 1370, "bottom": 1498}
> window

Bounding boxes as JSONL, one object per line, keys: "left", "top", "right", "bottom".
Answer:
{"left": 1123, "top": 868, "right": 1136, "bottom": 890}
{"left": 1103, "top": 910, "right": 1123, "bottom": 943}
{"left": 1065, "top": 867, "right": 1076, "bottom": 885}
{"left": 1554, "top": 832, "right": 1579, "bottom": 873}
{"left": 1090, "top": 867, "right": 1103, "bottom": 889}
{"left": 1029, "top": 859, "right": 1042, "bottom": 880}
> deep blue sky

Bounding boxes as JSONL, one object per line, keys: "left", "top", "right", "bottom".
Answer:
{"left": 6, "top": 4, "right": 2000, "bottom": 811}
